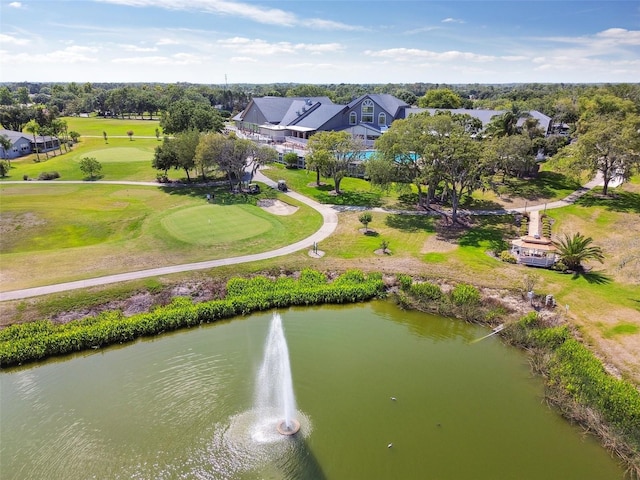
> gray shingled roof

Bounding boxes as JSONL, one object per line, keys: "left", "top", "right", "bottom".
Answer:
{"left": 0, "top": 129, "right": 32, "bottom": 143}
{"left": 245, "top": 96, "right": 333, "bottom": 125}
{"left": 290, "top": 104, "right": 346, "bottom": 129}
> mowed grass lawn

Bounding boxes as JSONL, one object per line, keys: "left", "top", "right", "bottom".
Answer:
{"left": 0, "top": 183, "right": 322, "bottom": 290}
{"left": 64, "top": 116, "right": 162, "bottom": 137}
{"left": 1, "top": 116, "right": 174, "bottom": 182}
{"left": 1, "top": 137, "right": 173, "bottom": 182}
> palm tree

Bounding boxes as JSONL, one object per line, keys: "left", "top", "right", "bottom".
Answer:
{"left": 0, "top": 134, "right": 12, "bottom": 164}
{"left": 24, "top": 120, "right": 40, "bottom": 162}
{"left": 553, "top": 232, "right": 604, "bottom": 271}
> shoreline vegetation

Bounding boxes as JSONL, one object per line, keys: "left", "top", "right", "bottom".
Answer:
{"left": 1, "top": 268, "right": 638, "bottom": 476}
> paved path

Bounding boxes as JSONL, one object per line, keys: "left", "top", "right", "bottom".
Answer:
{"left": 0, "top": 172, "right": 613, "bottom": 301}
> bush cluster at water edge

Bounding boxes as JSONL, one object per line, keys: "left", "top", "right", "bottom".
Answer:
{"left": 507, "top": 313, "right": 640, "bottom": 474}
{"left": 0, "top": 269, "right": 385, "bottom": 367}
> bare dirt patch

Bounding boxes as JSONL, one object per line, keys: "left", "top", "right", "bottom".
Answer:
{"left": 420, "top": 235, "right": 458, "bottom": 254}
{"left": 257, "top": 199, "right": 299, "bottom": 216}
{"left": 0, "top": 212, "right": 47, "bottom": 234}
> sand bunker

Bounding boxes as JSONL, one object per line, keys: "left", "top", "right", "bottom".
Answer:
{"left": 257, "top": 199, "right": 299, "bottom": 216}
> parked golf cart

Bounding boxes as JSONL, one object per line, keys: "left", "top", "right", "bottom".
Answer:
{"left": 277, "top": 180, "right": 288, "bottom": 192}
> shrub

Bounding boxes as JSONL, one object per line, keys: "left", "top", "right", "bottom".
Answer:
{"left": 37, "top": 171, "right": 60, "bottom": 180}
{"left": 499, "top": 250, "right": 517, "bottom": 263}
{"left": 396, "top": 274, "right": 412, "bottom": 291}
{"left": 520, "top": 216, "right": 529, "bottom": 236}
{"left": 409, "top": 282, "right": 442, "bottom": 301}
{"left": 283, "top": 152, "right": 299, "bottom": 168}
{"left": 358, "top": 212, "right": 373, "bottom": 232}
{"left": 450, "top": 284, "right": 480, "bottom": 306}
{"left": 549, "top": 339, "right": 640, "bottom": 447}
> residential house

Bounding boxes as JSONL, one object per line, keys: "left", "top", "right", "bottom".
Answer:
{"left": 0, "top": 129, "right": 60, "bottom": 159}
{"left": 0, "top": 129, "right": 33, "bottom": 159}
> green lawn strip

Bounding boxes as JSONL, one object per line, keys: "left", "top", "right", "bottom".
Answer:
{"left": 260, "top": 165, "right": 388, "bottom": 207}
{"left": 0, "top": 183, "right": 322, "bottom": 290}
{"left": 63, "top": 116, "right": 162, "bottom": 137}
{"left": 320, "top": 211, "right": 437, "bottom": 259}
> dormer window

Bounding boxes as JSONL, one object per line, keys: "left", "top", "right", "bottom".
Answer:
{"left": 349, "top": 111, "right": 357, "bottom": 125}
{"left": 361, "top": 99, "right": 374, "bottom": 123}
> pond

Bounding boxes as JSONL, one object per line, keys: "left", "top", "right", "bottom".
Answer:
{"left": 0, "top": 301, "right": 625, "bottom": 479}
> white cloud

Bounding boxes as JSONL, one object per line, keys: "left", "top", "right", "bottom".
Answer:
{"left": 365, "top": 48, "right": 496, "bottom": 63}
{"left": 156, "top": 38, "right": 181, "bottom": 46}
{"left": 230, "top": 56, "right": 257, "bottom": 63}
{"left": 95, "top": 0, "right": 365, "bottom": 31}
{"left": 217, "top": 37, "right": 344, "bottom": 56}
{"left": 96, "top": 0, "right": 297, "bottom": 26}
{"left": 0, "top": 33, "right": 29, "bottom": 46}
{"left": 119, "top": 44, "right": 158, "bottom": 52}
{"left": 441, "top": 17, "right": 465, "bottom": 24}
{"left": 111, "top": 53, "right": 202, "bottom": 65}
{"left": 594, "top": 28, "right": 640, "bottom": 46}
{"left": 12, "top": 46, "right": 99, "bottom": 64}
{"left": 304, "top": 18, "right": 367, "bottom": 32}
{"left": 405, "top": 26, "right": 442, "bottom": 35}
{"left": 8, "top": 2, "right": 23, "bottom": 8}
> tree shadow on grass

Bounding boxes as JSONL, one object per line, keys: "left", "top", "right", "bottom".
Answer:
{"left": 575, "top": 190, "right": 640, "bottom": 214}
{"left": 384, "top": 214, "right": 437, "bottom": 233}
{"left": 460, "top": 197, "right": 508, "bottom": 211}
{"left": 572, "top": 269, "right": 612, "bottom": 285}
{"left": 159, "top": 184, "right": 275, "bottom": 206}
{"left": 315, "top": 189, "right": 383, "bottom": 207}
{"left": 453, "top": 216, "right": 515, "bottom": 252}
{"left": 83, "top": 175, "right": 105, "bottom": 181}
{"left": 492, "top": 171, "right": 580, "bottom": 201}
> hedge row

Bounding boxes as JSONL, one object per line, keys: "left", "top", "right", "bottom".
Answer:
{"left": 0, "top": 269, "right": 384, "bottom": 367}
{"left": 510, "top": 313, "right": 640, "bottom": 453}
{"left": 549, "top": 338, "right": 640, "bottom": 448}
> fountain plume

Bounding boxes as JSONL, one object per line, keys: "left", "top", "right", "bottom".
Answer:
{"left": 255, "top": 313, "right": 299, "bottom": 435}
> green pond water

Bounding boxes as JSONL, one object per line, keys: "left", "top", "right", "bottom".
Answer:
{"left": 0, "top": 301, "right": 625, "bottom": 479}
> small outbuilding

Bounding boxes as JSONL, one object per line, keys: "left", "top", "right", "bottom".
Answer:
{"left": 511, "top": 210, "right": 557, "bottom": 268}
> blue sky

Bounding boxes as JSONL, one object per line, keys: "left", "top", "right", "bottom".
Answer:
{"left": 1, "top": 0, "right": 639, "bottom": 84}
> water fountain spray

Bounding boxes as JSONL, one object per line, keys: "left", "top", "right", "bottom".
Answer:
{"left": 255, "top": 313, "right": 300, "bottom": 435}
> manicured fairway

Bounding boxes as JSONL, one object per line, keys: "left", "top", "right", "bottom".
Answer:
{"left": 0, "top": 183, "right": 322, "bottom": 290}
{"left": 161, "top": 205, "right": 272, "bottom": 245}
{"left": 64, "top": 116, "right": 162, "bottom": 137}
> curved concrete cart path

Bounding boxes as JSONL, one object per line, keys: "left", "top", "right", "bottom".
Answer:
{"left": 0, "top": 174, "right": 337, "bottom": 301}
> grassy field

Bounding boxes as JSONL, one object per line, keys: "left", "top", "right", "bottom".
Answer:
{"left": 0, "top": 182, "right": 322, "bottom": 290}
{"left": 1, "top": 117, "right": 173, "bottom": 182}
{"left": 64, "top": 116, "right": 162, "bottom": 137}
{"left": 0, "top": 136, "right": 183, "bottom": 182}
